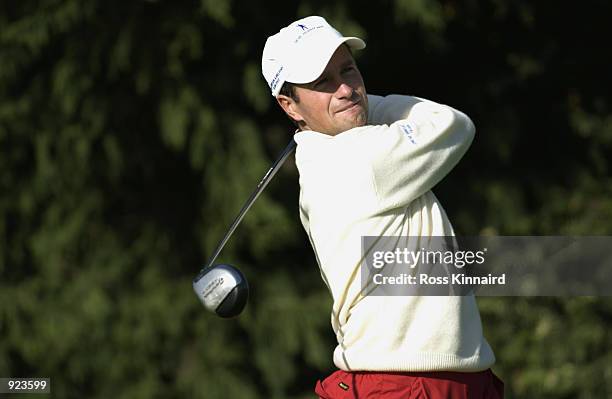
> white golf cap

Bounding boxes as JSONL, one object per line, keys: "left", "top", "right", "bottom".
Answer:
{"left": 261, "top": 16, "right": 366, "bottom": 97}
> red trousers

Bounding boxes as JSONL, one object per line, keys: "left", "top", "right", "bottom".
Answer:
{"left": 315, "top": 369, "right": 504, "bottom": 399}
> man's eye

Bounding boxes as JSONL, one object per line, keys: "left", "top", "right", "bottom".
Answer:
{"left": 342, "top": 66, "right": 355, "bottom": 73}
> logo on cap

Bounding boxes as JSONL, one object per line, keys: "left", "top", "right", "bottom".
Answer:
{"left": 270, "top": 66, "right": 284, "bottom": 91}
{"left": 292, "top": 24, "right": 325, "bottom": 44}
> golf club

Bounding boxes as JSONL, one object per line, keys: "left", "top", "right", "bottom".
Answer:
{"left": 193, "top": 139, "right": 297, "bottom": 317}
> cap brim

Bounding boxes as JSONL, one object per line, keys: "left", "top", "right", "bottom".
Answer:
{"left": 286, "top": 36, "right": 366, "bottom": 85}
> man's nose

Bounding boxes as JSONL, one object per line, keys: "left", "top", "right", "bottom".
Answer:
{"left": 335, "top": 82, "right": 354, "bottom": 98}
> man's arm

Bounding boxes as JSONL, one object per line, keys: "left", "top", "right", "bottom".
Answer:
{"left": 361, "top": 95, "right": 475, "bottom": 212}
{"left": 367, "top": 94, "right": 422, "bottom": 125}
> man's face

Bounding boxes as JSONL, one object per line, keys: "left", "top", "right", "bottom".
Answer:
{"left": 278, "top": 45, "right": 368, "bottom": 136}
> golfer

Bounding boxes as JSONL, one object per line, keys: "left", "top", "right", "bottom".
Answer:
{"left": 262, "top": 16, "right": 504, "bottom": 398}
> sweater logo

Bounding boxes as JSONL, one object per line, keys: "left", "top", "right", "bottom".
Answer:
{"left": 399, "top": 123, "right": 417, "bottom": 144}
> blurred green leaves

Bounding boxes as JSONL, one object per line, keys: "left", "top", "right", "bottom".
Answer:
{"left": 1, "top": 0, "right": 612, "bottom": 398}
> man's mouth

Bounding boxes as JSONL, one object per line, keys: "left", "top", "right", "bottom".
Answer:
{"left": 337, "top": 99, "right": 361, "bottom": 113}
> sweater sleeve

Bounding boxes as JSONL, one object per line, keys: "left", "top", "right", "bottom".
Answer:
{"left": 360, "top": 95, "right": 475, "bottom": 212}
{"left": 367, "top": 94, "right": 422, "bottom": 125}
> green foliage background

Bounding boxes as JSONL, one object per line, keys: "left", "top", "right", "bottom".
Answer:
{"left": 1, "top": 0, "right": 611, "bottom": 398}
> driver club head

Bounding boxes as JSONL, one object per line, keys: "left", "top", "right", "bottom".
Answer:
{"left": 193, "top": 264, "right": 249, "bottom": 318}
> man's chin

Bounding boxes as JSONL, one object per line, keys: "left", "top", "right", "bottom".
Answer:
{"left": 350, "top": 109, "right": 368, "bottom": 128}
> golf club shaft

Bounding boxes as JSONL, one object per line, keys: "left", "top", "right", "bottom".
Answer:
{"left": 202, "top": 139, "right": 297, "bottom": 270}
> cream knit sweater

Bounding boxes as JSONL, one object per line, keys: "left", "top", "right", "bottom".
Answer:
{"left": 294, "top": 94, "right": 495, "bottom": 372}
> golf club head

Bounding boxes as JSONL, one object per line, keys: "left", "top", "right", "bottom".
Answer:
{"left": 193, "top": 264, "right": 249, "bottom": 318}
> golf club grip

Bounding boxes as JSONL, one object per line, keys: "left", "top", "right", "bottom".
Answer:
{"left": 202, "top": 139, "right": 297, "bottom": 271}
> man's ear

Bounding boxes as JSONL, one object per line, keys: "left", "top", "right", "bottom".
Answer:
{"left": 277, "top": 95, "right": 304, "bottom": 123}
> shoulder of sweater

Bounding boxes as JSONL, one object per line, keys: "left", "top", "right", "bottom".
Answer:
{"left": 294, "top": 125, "right": 380, "bottom": 144}
{"left": 367, "top": 93, "right": 429, "bottom": 124}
